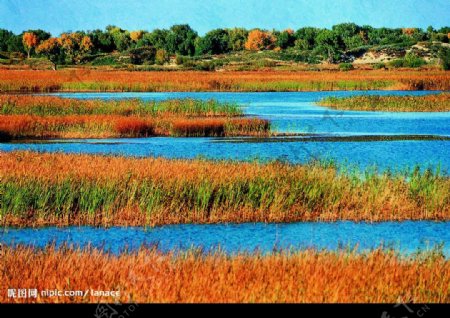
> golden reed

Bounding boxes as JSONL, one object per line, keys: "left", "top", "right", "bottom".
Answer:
{"left": 1, "top": 246, "right": 448, "bottom": 303}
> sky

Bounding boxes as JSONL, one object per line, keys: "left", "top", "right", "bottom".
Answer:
{"left": 0, "top": 0, "right": 449, "bottom": 36}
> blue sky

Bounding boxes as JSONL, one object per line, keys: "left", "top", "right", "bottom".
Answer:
{"left": 0, "top": 0, "right": 448, "bottom": 36}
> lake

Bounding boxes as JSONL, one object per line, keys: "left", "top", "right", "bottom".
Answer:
{"left": 1, "top": 221, "right": 449, "bottom": 256}
{"left": 1, "top": 90, "right": 449, "bottom": 172}
{"left": 1, "top": 91, "right": 449, "bottom": 256}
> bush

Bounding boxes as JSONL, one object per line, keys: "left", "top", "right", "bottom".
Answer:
{"left": 128, "top": 46, "right": 156, "bottom": 65}
{"left": 338, "top": 63, "right": 354, "bottom": 71}
{"left": 254, "top": 59, "right": 277, "bottom": 68}
{"left": 439, "top": 47, "right": 450, "bottom": 70}
{"left": 389, "top": 58, "right": 405, "bottom": 68}
{"left": 175, "top": 54, "right": 184, "bottom": 65}
{"left": 155, "top": 49, "right": 169, "bottom": 65}
{"left": 91, "top": 55, "right": 119, "bottom": 66}
{"left": 390, "top": 53, "right": 426, "bottom": 68}
{"left": 372, "top": 62, "right": 386, "bottom": 69}
{"left": 404, "top": 52, "right": 426, "bottom": 68}
{"left": 195, "top": 61, "right": 216, "bottom": 71}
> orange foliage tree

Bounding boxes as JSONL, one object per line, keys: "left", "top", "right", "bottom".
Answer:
{"left": 245, "top": 30, "right": 276, "bottom": 51}
{"left": 58, "top": 33, "right": 92, "bottom": 64}
{"left": 36, "top": 38, "right": 62, "bottom": 70}
{"left": 402, "top": 28, "right": 417, "bottom": 36}
{"left": 22, "top": 32, "right": 39, "bottom": 58}
{"left": 80, "top": 36, "right": 93, "bottom": 53}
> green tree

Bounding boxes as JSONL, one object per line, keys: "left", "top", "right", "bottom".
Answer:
{"left": 0, "top": 29, "right": 15, "bottom": 52}
{"left": 166, "top": 24, "right": 198, "bottom": 56}
{"left": 294, "top": 27, "right": 320, "bottom": 50}
{"left": 344, "top": 35, "right": 365, "bottom": 50}
{"left": 366, "top": 27, "right": 402, "bottom": 45}
{"left": 6, "top": 34, "right": 24, "bottom": 53}
{"left": 107, "top": 26, "right": 131, "bottom": 51}
{"left": 332, "top": 23, "right": 360, "bottom": 40}
{"left": 195, "top": 29, "right": 230, "bottom": 55}
{"left": 314, "top": 29, "right": 341, "bottom": 62}
{"left": 88, "top": 29, "right": 116, "bottom": 53}
{"left": 228, "top": 28, "right": 248, "bottom": 51}
{"left": 276, "top": 29, "right": 295, "bottom": 49}
{"left": 142, "top": 29, "right": 170, "bottom": 51}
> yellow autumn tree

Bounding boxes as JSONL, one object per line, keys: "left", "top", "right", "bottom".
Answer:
{"left": 130, "top": 31, "right": 144, "bottom": 42}
{"left": 244, "top": 30, "right": 276, "bottom": 51}
{"left": 36, "top": 38, "right": 62, "bottom": 70}
{"left": 22, "top": 32, "right": 39, "bottom": 58}
{"left": 58, "top": 33, "right": 90, "bottom": 64}
{"left": 402, "top": 28, "right": 417, "bottom": 36}
{"left": 80, "top": 36, "right": 93, "bottom": 53}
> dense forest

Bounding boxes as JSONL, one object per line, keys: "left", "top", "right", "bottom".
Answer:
{"left": 0, "top": 23, "right": 449, "bottom": 70}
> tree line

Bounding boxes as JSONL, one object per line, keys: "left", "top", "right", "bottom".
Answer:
{"left": 0, "top": 23, "right": 449, "bottom": 68}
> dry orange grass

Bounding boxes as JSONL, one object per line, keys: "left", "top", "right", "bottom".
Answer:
{"left": 0, "top": 115, "right": 269, "bottom": 139}
{"left": 0, "top": 114, "right": 154, "bottom": 138}
{"left": 1, "top": 246, "right": 449, "bottom": 303}
{"left": 1, "top": 151, "right": 448, "bottom": 226}
{"left": 320, "top": 93, "right": 450, "bottom": 112}
{"left": 0, "top": 94, "right": 268, "bottom": 138}
{"left": 0, "top": 94, "right": 243, "bottom": 117}
{"left": 0, "top": 69, "right": 448, "bottom": 92}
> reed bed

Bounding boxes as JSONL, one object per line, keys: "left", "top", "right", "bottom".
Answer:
{"left": 0, "top": 151, "right": 448, "bottom": 226}
{"left": 1, "top": 245, "right": 448, "bottom": 303}
{"left": 0, "top": 115, "right": 268, "bottom": 139}
{"left": 320, "top": 93, "right": 450, "bottom": 112}
{"left": 0, "top": 95, "right": 242, "bottom": 117}
{"left": 0, "top": 69, "right": 448, "bottom": 92}
{"left": 0, "top": 95, "right": 268, "bottom": 139}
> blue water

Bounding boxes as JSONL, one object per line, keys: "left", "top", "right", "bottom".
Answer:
{"left": 48, "top": 91, "right": 450, "bottom": 136}
{"left": 1, "top": 90, "right": 449, "bottom": 172}
{"left": 1, "top": 221, "right": 449, "bottom": 256}
{"left": 2, "top": 137, "right": 448, "bottom": 173}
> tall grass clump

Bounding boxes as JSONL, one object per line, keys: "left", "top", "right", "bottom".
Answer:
{"left": 319, "top": 93, "right": 450, "bottom": 112}
{"left": 1, "top": 152, "right": 448, "bottom": 227}
{"left": 0, "top": 95, "right": 270, "bottom": 138}
{"left": 0, "top": 95, "right": 242, "bottom": 117}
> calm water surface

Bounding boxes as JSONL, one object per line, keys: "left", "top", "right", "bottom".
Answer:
{"left": 1, "top": 90, "right": 449, "bottom": 172}
{"left": 2, "top": 221, "right": 449, "bottom": 256}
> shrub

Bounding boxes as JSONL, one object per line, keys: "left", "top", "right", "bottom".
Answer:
{"left": 128, "top": 46, "right": 156, "bottom": 65}
{"left": 390, "top": 53, "right": 426, "bottom": 68}
{"left": 195, "top": 61, "right": 216, "bottom": 71}
{"left": 155, "top": 49, "right": 169, "bottom": 65}
{"left": 372, "top": 62, "right": 386, "bottom": 70}
{"left": 175, "top": 54, "right": 186, "bottom": 65}
{"left": 91, "top": 55, "right": 119, "bottom": 66}
{"left": 404, "top": 52, "right": 426, "bottom": 68}
{"left": 389, "top": 58, "right": 405, "bottom": 68}
{"left": 254, "top": 59, "right": 277, "bottom": 68}
{"left": 439, "top": 47, "right": 450, "bottom": 70}
{"left": 339, "top": 63, "right": 354, "bottom": 71}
